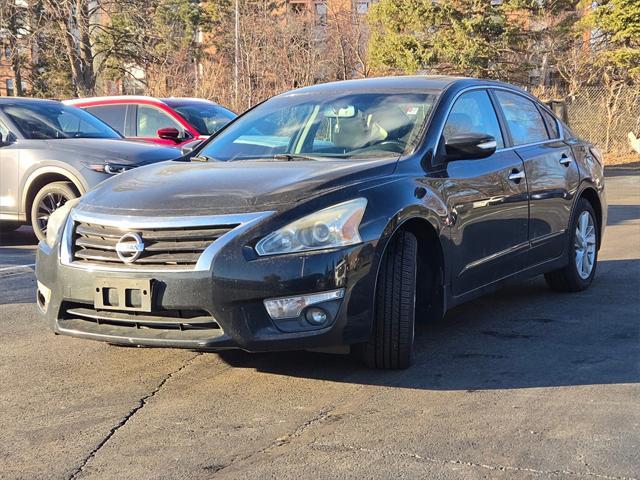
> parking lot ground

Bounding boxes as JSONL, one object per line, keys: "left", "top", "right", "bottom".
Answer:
{"left": 0, "top": 172, "right": 638, "bottom": 480}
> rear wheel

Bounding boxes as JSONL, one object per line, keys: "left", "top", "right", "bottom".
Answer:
{"left": 544, "top": 199, "right": 598, "bottom": 292}
{"left": 30, "top": 181, "right": 78, "bottom": 241}
{"left": 360, "top": 230, "right": 418, "bottom": 369}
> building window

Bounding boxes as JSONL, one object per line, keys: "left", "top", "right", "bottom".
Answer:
{"left": 6, "top": 79, "right": 15, "bottom": 96}
{"left": 4, "top": 45, "right": 11, "bottom": 60}
{"left": 315, "top": 3, "right": 327, "bottom": 26}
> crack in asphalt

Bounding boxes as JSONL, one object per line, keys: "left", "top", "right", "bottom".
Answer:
{"left": 66, "top": 352, "right": 203, "bottom": 480}
{"left": 310, "top": 443, "right": 639, "bottom": 480}
{"left": 209, "top": 405, "right": 336, "bottom": 477}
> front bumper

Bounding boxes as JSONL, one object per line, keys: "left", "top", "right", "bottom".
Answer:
{"left": 36, "top": 239, "right": 377, "bottom": 352}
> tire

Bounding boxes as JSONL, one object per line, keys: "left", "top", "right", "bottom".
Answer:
{"left": 544, "top": 198, "right": 598, "bottom": 292}
{"left": 0, "top": 222, "right": 22, "bottom": 234}
{"left": 30, "top": 181, "right": 78, "bottom": 241}
{"left": 360, "top": 230, "right": 418, "bottom": 369}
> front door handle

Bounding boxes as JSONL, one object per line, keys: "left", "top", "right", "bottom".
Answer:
{"left": 508, "top": 170, "right": 525, "bottom": 183}
{"left": 559, "top": 153, "right": 573, "bottom": 166}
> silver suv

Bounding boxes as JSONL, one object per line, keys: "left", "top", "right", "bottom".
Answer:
{"left": 0, "top": 98, "right": 183, "bottom": 240}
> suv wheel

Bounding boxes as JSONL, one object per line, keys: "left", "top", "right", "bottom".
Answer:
{"left": 359, "top": 230, "right": 418, "bottom": 369}
{"left": 30, "top": 181, "right": 77, "bottom": 241}
{"left": 544, "top": 199, "right": 598, "bottom": 292}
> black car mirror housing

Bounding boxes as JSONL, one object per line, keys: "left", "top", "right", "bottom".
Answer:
{"left": 445, "top": 133, "right": 497, "bottom": 161}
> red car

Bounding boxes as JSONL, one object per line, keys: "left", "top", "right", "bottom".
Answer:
{"left": 64, "top": 96, "right": 236, "bottom": 147}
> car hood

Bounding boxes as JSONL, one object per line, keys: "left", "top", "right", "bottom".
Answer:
{"left": 78, "top": 157, "right": 398, "bottom": 215}
{"left": 43, "top": 138, "right": 182, "bottom": 166}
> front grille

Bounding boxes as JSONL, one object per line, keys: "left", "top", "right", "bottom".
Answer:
{"left": 60, "top": 301, "right": 222, "bottom": 334}
{"left": 72, "top": 222, "right": 239, "bottom": 269}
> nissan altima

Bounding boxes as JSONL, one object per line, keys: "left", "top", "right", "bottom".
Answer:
{"left": 36, "top": 76, "right": 606, "bottom": 369}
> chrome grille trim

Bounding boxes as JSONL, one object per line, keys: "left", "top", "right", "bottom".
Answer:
{"left": 60, "top": 210, "right": 275, "bottom": 272}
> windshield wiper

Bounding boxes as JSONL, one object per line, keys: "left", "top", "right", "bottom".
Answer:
{"left": 272, "top": 153, "right": 319, "bottom": 162}
{"left": 191, "top": 155, "right": 215, "bottom": 162}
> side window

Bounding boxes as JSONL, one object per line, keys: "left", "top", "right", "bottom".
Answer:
{"left": 0, "top": 119, "right": 9, "bottom": 140}
{"left": 58, "top": 111, "right": 104, "bottom": 136}
{"left": 443, "top": 90, "right": 504, "bottom": 148}
{"left": 85, "top": 105, "right": 127, "bottom": 135}
{"left": 136, "top": 105, "right": 181, "bottom": 137}
{"left": 495, "top": 91, "right": 549, "bottom": 145}
{"left": 539, "top": 107, "right": 559, "bottom": 139}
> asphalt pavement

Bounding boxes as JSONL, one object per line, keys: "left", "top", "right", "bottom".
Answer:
{"left": 0, "top": 171, "right": 638, "bottom": 480}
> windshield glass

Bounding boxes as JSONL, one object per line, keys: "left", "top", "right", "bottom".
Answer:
{"left": 172, "top": 103, "right": 236, "bottom": 136}
{"left": 197, "top": 91, "right": 437, "bottom": 161}
{"left": 1, "top": 103, "right": 121, "bottom": 140}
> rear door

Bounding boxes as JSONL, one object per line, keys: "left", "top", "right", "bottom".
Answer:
{"left": 441, "top": 89, "right": 530, "bottom": 296}
{"left": 493, "top": 89, "right": 580, "bottom": 265}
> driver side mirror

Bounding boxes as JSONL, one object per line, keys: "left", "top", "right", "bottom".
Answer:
{"left": 444, "top": 133, "right": 496, "bottom": 161}
{"left": 0, "top": 132, "right": 15, "bottom": 147}
{"left": 157, "top": 127, "right": 181, "bottom": 143}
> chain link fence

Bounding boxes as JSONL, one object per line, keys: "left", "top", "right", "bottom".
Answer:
{"left": 526, "top": 84, "right": 640, "bottom": 155}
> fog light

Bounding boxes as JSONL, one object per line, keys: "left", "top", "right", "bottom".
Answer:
{"left": 263, "top": 288, "right": 344, "bottom": 320}
{"left": 37, "top": 281, "right": 51, "bottom": 312}
{"left": 305, "top": 307, "right": 328, "bottom": 325}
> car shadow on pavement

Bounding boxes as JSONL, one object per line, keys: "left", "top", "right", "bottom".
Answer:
{"left": 218, "top": 258, "right": 640, "bottom": 391}
{"left": 0, "top": 226, "right": 37, "bottom": 246}
{"left": 607, "top": 204, "right": 640, "bottom": 226}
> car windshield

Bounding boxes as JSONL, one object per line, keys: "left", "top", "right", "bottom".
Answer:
{"left": 197, "top": 91, "right": 437, "bottom": 161}
{"left": 171, "top": 103, "right": 236, "bottom": 136}
{"left": 1, "top": 103, "right": 121, "bottom": 140}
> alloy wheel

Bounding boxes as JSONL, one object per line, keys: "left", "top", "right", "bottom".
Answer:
{"left": 574, "top": 211, "right": 596, "bottom": 279}
{"left": 36, "top": 192, "right": 68, "bottom": 235}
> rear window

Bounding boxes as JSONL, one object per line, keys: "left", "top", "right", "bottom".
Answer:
{"left": 540, "top": 108, "right": 560, "bottom": 139}
{"left": 494, "top": 90, "right": 549, "bottom": 146}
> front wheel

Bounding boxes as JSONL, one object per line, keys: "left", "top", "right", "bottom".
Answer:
{"left": 30, "top": 181, "right": 78, "bottom": 241}
{"left": 544, "top": 199, "right": 598, "bottom": 292}
{"left": 359, "top": 230, "right": 418, "bottom": 369}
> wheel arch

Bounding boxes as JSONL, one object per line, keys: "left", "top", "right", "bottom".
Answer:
{"left": 22, "top": 168, "right": 84, "bottom": 222}
{"left": 372, "top": 214, "right": 447, "bottom": 325}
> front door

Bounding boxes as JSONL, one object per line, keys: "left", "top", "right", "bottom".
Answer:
{"left": 0, "top": 118, "right": 20, "bottom": 221}
{"left": 493, "top": 90, "right": 580, "bottom": 265}
{"left": 440, "top": 89, "right": 530, "bottom": 296}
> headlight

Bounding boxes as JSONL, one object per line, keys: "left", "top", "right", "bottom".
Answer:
{"left": 82, "top": 161, "right": 131, "bottom": 175}
{"left": 255, "top": 198, "right": 367, "bottom": 256}
{"left": 45, "top": 198, "right": 79, "bottom": 248}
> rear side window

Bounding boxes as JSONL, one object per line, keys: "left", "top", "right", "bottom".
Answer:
{"left": 539, "top": 107, "right": 560, "bottom": 139}
{"left": 136, "top": 105, "right": 181, "bottom": 137}
{"left": 495, "top": 90, "right": 549, "bottom": 146}
{"left": 443, "top": 90, "right": 504, "bottom": 148}
{"left": 84, "top": 105, "right": 127, "bottom": 135}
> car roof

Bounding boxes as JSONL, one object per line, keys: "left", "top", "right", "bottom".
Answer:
{"left": 63, "top": 96, "right": 220, "bottom": 107}
{"left": 277, "top": 75, "right": 522, "bottom": 97}
{"left": 0, "top": 97, "right": 64, "bottom": 106}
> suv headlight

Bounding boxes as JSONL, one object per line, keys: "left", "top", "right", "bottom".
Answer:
{"left": 82, "top": 161, "right": 132, "bottom": 175}
{"left": 45, "top": 198, "right": 79, "bottom": 248}
{"left": 255, "top": 198, "right": 367, "bottom": 256}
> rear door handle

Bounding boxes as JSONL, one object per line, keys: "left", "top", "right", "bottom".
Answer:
{"left": 508, "top": 170, "right": 525, "bottom": 182}
{"left": 559, "top": 153, "right": 572, "bottom": 166}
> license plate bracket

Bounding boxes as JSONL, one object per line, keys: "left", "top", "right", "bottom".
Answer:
{"left": 94, "top": 278, "right": 152, "bottom": 312}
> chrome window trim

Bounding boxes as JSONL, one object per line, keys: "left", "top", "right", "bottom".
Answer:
{"left": 60, "top": 210, "right": 275, "bottom": 272}
{"left": 435, "top": 85, "right": 565, "bottom": 158}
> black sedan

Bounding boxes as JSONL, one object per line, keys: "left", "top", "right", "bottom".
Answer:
{"left": 36, "top": 76, "right": 606, "bottom": 369}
